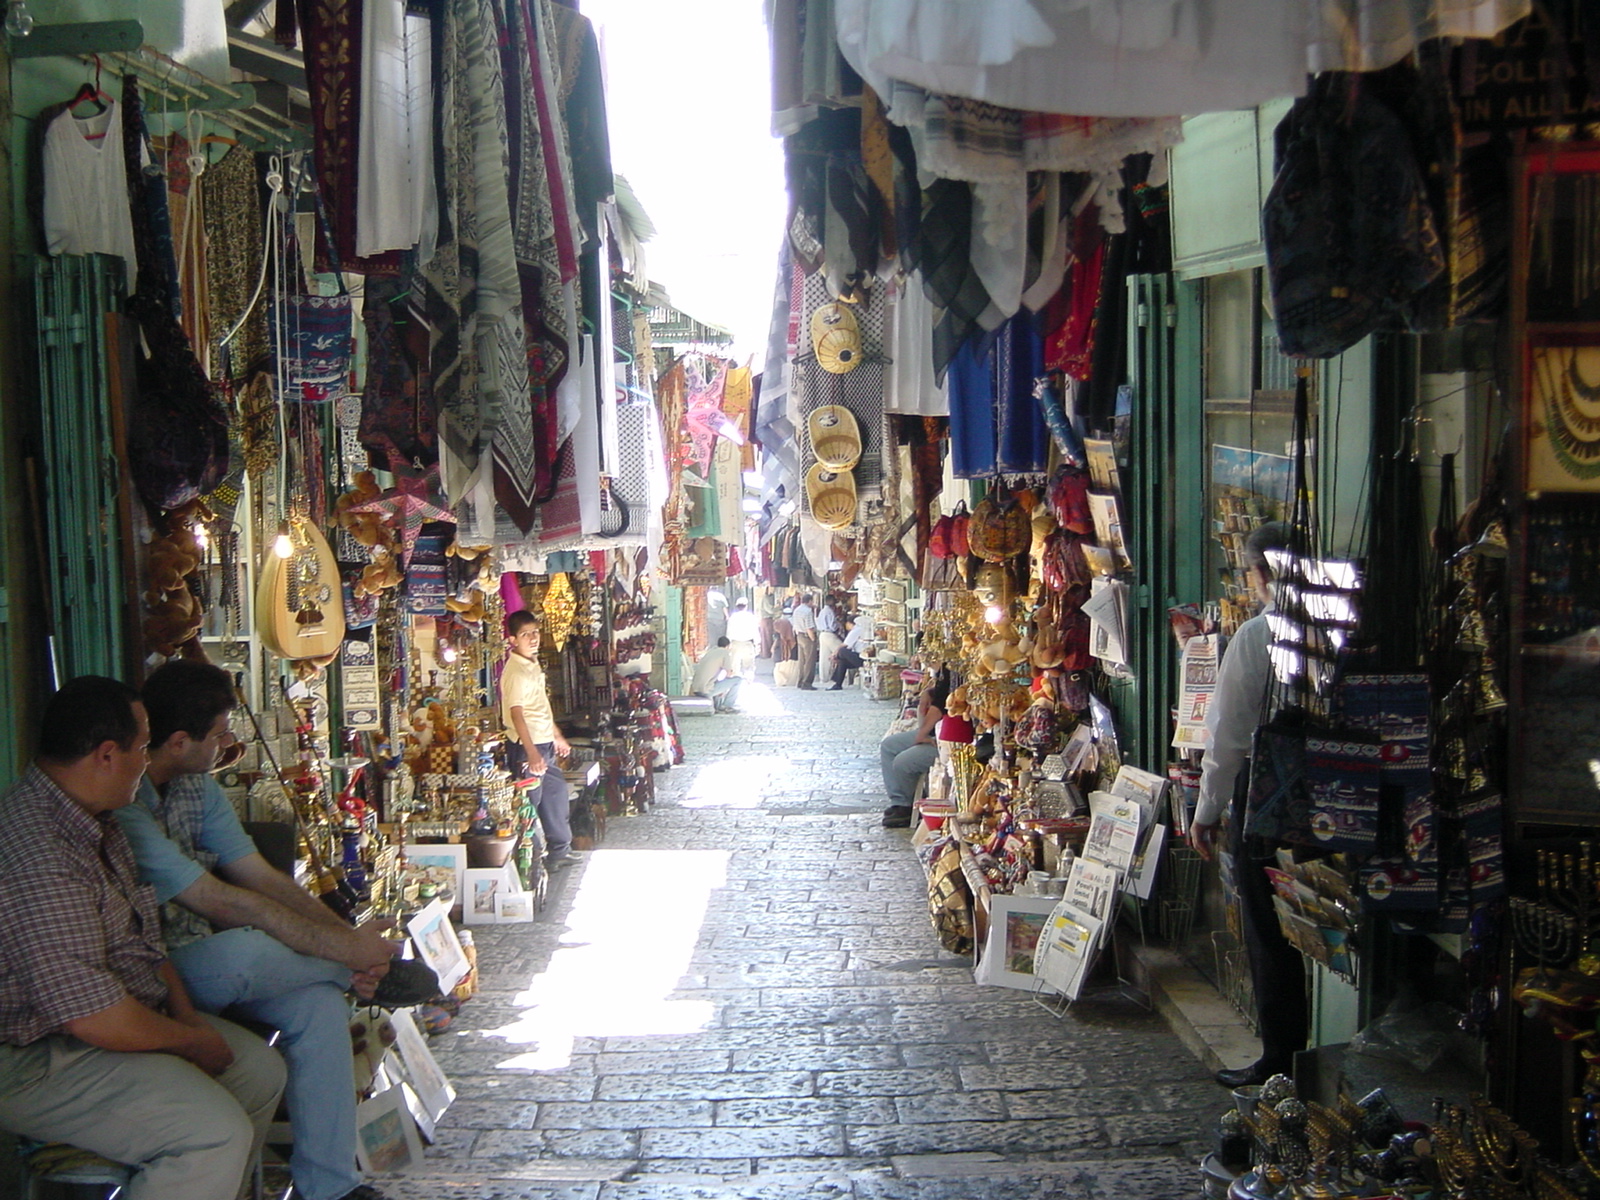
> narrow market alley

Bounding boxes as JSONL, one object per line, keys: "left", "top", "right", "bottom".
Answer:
{"left": 381, "top": 678, "right": 1215, "bottom": 1200}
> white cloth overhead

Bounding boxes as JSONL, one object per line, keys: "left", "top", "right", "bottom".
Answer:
{"left": 357, "top": 0, "right": 437, "bottom": 257}
{"left": 42, "top": 101, "right": 138, "bottom": 290}
{"left": 838, "top": 0, "right": 1308, "bottom": 118}
{"left": 1306, "top": 0, "right": 1531, "bottom": 74}
{"left": 840, "top": 0, "right": 1532, "bottom": 118}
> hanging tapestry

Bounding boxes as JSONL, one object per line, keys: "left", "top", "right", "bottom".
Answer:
{"left": 360, "top": 274, "right": 435, "bottom": 465}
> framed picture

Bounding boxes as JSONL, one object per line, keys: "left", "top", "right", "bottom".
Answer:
{"left": 401, "top": 843, "right": 468, "bottom": 913}
{"left": 973, "top": 894, "right": 1061, "bottom": 993}
{"left": 386, "top": 1008, "right": 454, "bottom": 1139}
{"left": 354, "top": 1085, "right": 425, "bottom": 1174}
{"left": 495, "top": 890, "right": 536, "bottom": 923}
{"left": 463, "top": 863, "right": 520, "bottom": 926}
{"left": 405, "top": 897, "right": 470, "bottom": 993}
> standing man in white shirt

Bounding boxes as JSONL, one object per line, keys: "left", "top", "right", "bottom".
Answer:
{"left": 501, "top": 611, "right": 580, "bottom": 871}
{"left": 1189, "top": 522, "right": 1305, "bottom": 1089}
{"left": 791, "top": 594, "right": 819, "bottom": 690}
{"left": 725, "top": 598, "right": 760, "bottom": 680}
{"left": 817, "top": 595, "right": 843, "bottom": 683}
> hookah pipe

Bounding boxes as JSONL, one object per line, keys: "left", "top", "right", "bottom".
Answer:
{"left": 276, "top": 679, "right": 374, "bottom": 905}
{"left": 233, "top": 683, "right": 361, "bottom": 920}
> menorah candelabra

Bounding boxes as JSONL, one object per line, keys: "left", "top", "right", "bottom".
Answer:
{"left": 1427, "top": 1096, "right": 1585, "bottom": 1200}
{"left": 1510, "top": 842, "right": 1600, "bottom": 973}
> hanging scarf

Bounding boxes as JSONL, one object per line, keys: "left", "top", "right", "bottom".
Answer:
{"left": 296, "top": 0, "right": 401, "bottom": 274}
{"left": 1043, "top": 204, "right": 1107, "bottom": 380}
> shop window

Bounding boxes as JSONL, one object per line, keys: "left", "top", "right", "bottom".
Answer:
{"left": 1201, "top": 270, "right": 1310, "bottom": 627}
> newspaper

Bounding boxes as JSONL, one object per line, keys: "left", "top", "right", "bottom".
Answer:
{"left": 1171, "top": 632, "right": 1218, "bottom": 751}
{"left": 1083, "top": 791, "right": 1143, "bottom": 877}
{"left": 1032, "top": 900, "right": 1105, "bottom": 1000}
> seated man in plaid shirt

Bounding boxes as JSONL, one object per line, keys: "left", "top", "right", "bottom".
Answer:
{"left": 0, "top": 676, "right": 285, "bottom": 1200}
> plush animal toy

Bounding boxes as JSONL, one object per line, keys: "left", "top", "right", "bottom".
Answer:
{"left": 143, "top": 501, "right": 212, "bottom": 656}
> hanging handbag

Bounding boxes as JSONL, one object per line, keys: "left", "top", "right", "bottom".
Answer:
{"left": 273, "top": 164, "right": 353, "bottom": 405}
{"left": 1243, "top": 371, "right": 1372, "bottom": 849}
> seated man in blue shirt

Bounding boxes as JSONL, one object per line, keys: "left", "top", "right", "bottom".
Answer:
{"left": 117, "top": 661, "right": 427, "bottom": 1200}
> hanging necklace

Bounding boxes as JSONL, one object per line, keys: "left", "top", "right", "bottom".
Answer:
{"left": 1539, "top": 347, "right": 1600, "bottom": 477}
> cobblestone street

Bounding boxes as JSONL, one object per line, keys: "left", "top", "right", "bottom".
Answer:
{"left": 384, "top": 675, "right": 1214, "bottom": 1199}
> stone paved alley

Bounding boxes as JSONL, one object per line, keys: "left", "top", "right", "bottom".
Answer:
{"left": 380, "top": 675, "right": 1215, "bottom": 1200}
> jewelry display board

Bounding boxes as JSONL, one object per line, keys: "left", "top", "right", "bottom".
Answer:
{"left": 1511, "top": 145, "right": 1600, "bottom": 825}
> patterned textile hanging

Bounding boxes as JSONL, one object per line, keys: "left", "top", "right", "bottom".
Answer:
{"left": 203, "top": 146, "right": 268, "bottom": 383}
{"left": 415, "top": 0, "right": 521, "bottom": 499}
{"left": 496, "top": 0, "right": 575, "bottom": 528}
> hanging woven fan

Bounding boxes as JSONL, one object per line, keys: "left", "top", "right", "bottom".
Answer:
{"left": 807, "top": 404, "right": 862, "bottom": 471}
{"left": 811, "top": 301, "right": 863, "bottom": 373}
{"left": 805, "top": 462, "right": 857, "bottom": 530}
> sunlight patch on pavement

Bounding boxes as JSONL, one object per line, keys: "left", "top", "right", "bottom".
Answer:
{"left": 727, "top": 679, "right": 788, "bottom": 717}
{"left": 680, "top": 753, "right": 790, "bottom": 809}
{"left": 482, "top": 849, "right": 727, "bottom": 1070}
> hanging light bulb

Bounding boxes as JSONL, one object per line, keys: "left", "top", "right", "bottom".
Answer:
{"left": 272, "top": 521, "right": 294, "bottom": 559}
{"left": 5, "top": 2, "right": 35, "bottom": 38}
{"left": 440, "top": 645, "right": 458, "bottom": 664}
{"left": 984, "top": 604, "right": 1004, "bottom": 624}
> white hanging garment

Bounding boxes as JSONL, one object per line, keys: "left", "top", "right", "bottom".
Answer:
{"left": 43, "top": 101, "right": 138, "bottom": 290}
{"left": 357, "top": 0, "right": 437, "bottom": 256}
{"left": 883, "top": 275, "right": 949, "bottom": 416}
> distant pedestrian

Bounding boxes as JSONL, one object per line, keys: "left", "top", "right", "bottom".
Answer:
{"left": 817, "top": 594, "right": 843, "bottom": 682}
{"left": 792, "top": 594, "right": 818, "bottom": 690}
{"left": 757, "top": 589, "right": 779, "bottom": 659}
{"left": 725, "top": 599, "right": 759, "bottom": 679}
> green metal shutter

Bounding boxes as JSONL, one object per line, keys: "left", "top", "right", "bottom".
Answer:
{"left": 1115, "top": 273, "right": 1207, "bottom": 770}
{"left": 34, "top": 254, "right": 128, "bottom": 683}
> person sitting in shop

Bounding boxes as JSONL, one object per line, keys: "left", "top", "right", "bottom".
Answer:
{"left": 879, "top": 667, "right": 950, "bottom": 828}
{"left": 826, "top": 614, "right": 871, "bottom": 690}
{"left": 1189, "top": 522, "right": 1309, "bottom": 1089}
{"left": 0, "top": 675, "right": 286, "bottom": 1200}
{"left": 690, "top": 636, "right": 744, "bottom": 713}
{"left": 502, "top": 609, "right": 582, "bottom": 871}
{"left": 118, "top": 659, "right": 430, "bottom": 1200}
{"left": 725, "top": 598, "right": 759, "bottom": 679}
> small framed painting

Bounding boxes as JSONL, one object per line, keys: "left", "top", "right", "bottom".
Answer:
{"left": 354, "top": 1085, "right": 425, "bottom": 1175}
{"left": 463, "top": 863, "right": 520, "bottom": 926}
{"left": 973, "top": 894, "right": 1061, "bottom": 993}
{"left": 495, "top": 890, "right": 536, "bottom": 923}
{"left": 405, "top": 897, "right": 470, "bottom": 993}
{"left": 401, "top": 843, "right": 468, "bottom": 914}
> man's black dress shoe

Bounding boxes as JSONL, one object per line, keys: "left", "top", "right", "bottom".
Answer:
{"left": 881, "top": 806, "right": 913, "bottom": 828}
{"left": 1214, "top": 1060, "right": 1288, "bottom": 1088}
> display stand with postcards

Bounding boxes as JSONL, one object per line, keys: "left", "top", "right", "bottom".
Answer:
{"left": 1027, "top": 775, "right": 1166, "bottom": 1013}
